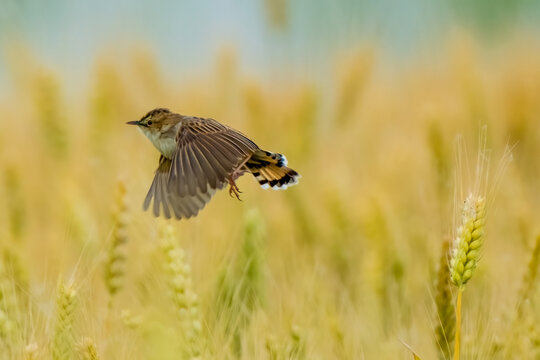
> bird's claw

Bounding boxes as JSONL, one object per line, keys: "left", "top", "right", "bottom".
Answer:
{"left": 228, "top": 179, "right": 242, "bottom": 201}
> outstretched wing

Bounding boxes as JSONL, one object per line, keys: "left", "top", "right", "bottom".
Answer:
{"left": 169, "top": 117, "right": 259, "bottom": 197}
{"left": 144, "top": 155, "right": 223, "bottom": 219}
{"left": 143, "top": 117, "right": 259, "bottom": 219}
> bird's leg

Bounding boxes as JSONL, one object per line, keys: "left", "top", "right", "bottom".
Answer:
{"left": 228, "top": 176, "right": 242, "bottom": 201}
{"left": 228, "top": 168, "right": 244, "bottom": 200}
{"left": 227, "top": 157, "right": 250, "bottom": 201}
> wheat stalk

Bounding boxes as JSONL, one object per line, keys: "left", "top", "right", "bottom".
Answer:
{"left": 435, "top": 240, "right": 455, "bottom": 359}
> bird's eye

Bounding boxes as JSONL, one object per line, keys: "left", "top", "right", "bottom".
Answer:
{"left": 147, "top": 120, "right": 153, "bottom": 125}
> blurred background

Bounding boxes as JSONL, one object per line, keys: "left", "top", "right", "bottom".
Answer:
{"left": 1, "top": 0, "right": 539, "bottom": 93}
{"left": 0, "top": 1, "right": 539, "bottom": 359}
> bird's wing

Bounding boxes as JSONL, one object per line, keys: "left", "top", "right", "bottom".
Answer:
{"left": 144, "top": 155, "right": 221, "bottom": 219}
{"left": 169, "top": 117, "right": 259, "bottom": 196}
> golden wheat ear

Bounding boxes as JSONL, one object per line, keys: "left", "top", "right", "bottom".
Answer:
{"left": 247, "top": 150, "right": 301, "bottom": 190}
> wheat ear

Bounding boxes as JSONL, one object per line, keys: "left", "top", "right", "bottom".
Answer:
{"left": 517, "top": 235, "right": 540, "bottom": 317}
{"left": 77, "top": 337, "right": 100, "bottom": 360}
{"left": 104, "top": 182, "right": 128, "bottom": 303}
{"left": 449, "top": 194, "right": 485, "bottom": 360}
{"left": 51, "top": 283, "right": 77, "bottom": 360}
{"left": 160, "top": 224, "right": 204, "bottom": 358}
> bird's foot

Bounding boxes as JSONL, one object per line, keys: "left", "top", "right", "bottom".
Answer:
{"left": 228, "top": 177, "right": 242, "bottom": 201}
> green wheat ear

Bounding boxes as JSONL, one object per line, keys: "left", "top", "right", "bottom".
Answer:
{"left": 104, "top": 182, "right": 129, "bottom": 302}
{"left": 0, "top": 308, "right": 14, "bottom": 341}
{"left": 287, "top": 325, "right": 306, "bottom": 360}
{"left": 517, "top": 235, "right": 540, "bottom": 317}
{"left": 506, "top": 235, "right": 540, "bottom": 358}
{"left": 0, "top": 263, "right": 15, "bottom": 342}
{"left": 214, "top": 209, "right": 266, "bottom": 357}
{"left": 4, "top": 166, "right": 26, "bottom": 240}
{"left": 448, "top": 194, "right": 487, "bottom": 360}
{"left": 24, "top": 343, "right": 39, "bottom": 360}
{"left": 160, "top": 224, "right": 205, "bottom": 358}
{"left": 51, "top": 283, "right": 77, "bottom": 360}
{"left": 33, "top": 71, "right": 68, "bottom": 158}
{"left": 0, "top": 254, "right": 22, "bottom": 357}
{"left": 449, "top": 194, "right": 486, "bottom": 289}
{"left": 77, "top": 337, "right": 100, "bottom": 360}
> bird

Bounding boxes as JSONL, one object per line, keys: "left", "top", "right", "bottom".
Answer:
{"left": 127, "top": 108, "right": 300, "bottom": 220}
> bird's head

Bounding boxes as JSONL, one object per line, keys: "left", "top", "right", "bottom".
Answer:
{"left": 127, "top": 108, "right": 179, "bottom": 137}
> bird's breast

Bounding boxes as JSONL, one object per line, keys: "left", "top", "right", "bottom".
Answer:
{"left": 144, "top": 130, "right": 177, "bottom": 159}
{"left": 154, "top": 136, "right": 177, "bottom": 159}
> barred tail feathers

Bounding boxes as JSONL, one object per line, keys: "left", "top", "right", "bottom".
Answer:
{"left": 247, "top": 150, "right": 300, "bottom": 190}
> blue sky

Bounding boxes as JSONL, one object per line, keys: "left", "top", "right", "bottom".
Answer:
{"left": 0, "top": 0, "right": 538, "bottom": 93}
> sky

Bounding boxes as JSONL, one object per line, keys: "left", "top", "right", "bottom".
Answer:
{"left": 0, "top": 0, "right": 538, "bottom": 93}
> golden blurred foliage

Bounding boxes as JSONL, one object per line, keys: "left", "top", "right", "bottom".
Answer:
{"left": 0, "top": 35, "right": 539, "bottom": 359}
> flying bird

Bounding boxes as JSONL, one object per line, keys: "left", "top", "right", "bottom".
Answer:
{"left": 127, "top": 108, "right": 300, "bottom": 219}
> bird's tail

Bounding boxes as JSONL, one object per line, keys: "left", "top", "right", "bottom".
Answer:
{"left": 246, "top": 150, "right": 300, "bottom": 190}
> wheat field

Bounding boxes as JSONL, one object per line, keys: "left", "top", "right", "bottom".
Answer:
{"left": 0, "top": 16, "right": 539, "bottom": 360}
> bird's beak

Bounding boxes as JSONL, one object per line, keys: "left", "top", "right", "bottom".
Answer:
{"left": 126, "top": 120, "right": 141, "bottom": 126}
